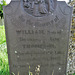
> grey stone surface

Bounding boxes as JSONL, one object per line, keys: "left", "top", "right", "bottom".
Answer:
{"left": 3, "top": 0, "right": 72, "bottom": 75}
{"left": 11, "top": 0, "right": 20, "bottom": 1}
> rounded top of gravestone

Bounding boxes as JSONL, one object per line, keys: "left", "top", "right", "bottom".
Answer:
{"left": 23, "top": 0, "right": 57, "bottom": 17}
{"left": 11, "top": 0, "right": 20, "bottom": 1}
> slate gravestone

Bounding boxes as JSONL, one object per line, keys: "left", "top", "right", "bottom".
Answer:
{"left": 3, "top": 0, "right": 72, "bottom": 75}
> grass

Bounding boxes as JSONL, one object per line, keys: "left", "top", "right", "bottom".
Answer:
{"left": 0, "top": 25, "right": 9, "bottom": 75}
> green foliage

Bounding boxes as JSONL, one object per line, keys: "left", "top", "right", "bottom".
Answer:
{"left": 0, "top": 25, "right": 9, "bottom": 75}
{"left": 0, "top": 25, "right": 6, "bottom": 44}
{"left": 73, "top": 73, "right": 75, "bottom": 75}
{"left": 0, "top": 0, "right": 7, "bottom": 19}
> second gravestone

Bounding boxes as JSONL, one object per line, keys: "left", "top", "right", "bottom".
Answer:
{"left": 3, "top": 0, "right": 72, "bottom": 75}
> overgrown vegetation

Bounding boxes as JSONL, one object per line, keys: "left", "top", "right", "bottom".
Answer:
{"left": 0, "top": 25, "right": 9, "bottom": 75}
{"left": 0, "top": 0, "right": 7, "bottom": 19}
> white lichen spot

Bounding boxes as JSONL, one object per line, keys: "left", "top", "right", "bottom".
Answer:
{"left": 33, "top": 26, "right": 35, "bottom": 28}
{"left": 59, "top": 68, "right": 61, "bottom": 70}
{"left": 49, "top": 12, "right": 51, "bottom": 14}
{"left": 61, "top": 29, "right": 63, "bottom": 32}
{"left": 52, "top": 13, "right": 54, "bottom": 15}
{"left": 17, "top": 56, "right": 19, "bottom": 58}
{"left": 27, "top": 63, "right": 29, "bottom": 65}
{"left": 44, "top": 49, "right": 46, "bottom": 51}
{"left": 15, "top": 51, "right": 17, "bottom": 54}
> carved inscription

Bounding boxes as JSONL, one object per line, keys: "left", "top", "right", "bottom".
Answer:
{"left": 26, "top": 15, "right": 59, "bottom": 26}
{"left": 9, "top": 14, "right": 68, "bottom": 75}
{"left": 14, "top": 19, "right": 65, "bottom": 69}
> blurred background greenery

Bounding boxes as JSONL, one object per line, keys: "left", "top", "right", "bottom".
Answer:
{"left": 0, "top": 0, "right": 9, "bottom": 75}
{"left": 0, "top": 25, "right": 9, "bottom": 75}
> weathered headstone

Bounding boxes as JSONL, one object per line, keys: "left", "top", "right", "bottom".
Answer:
{"left": 3, "top": 0, "right": 72, "bottom": 75}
